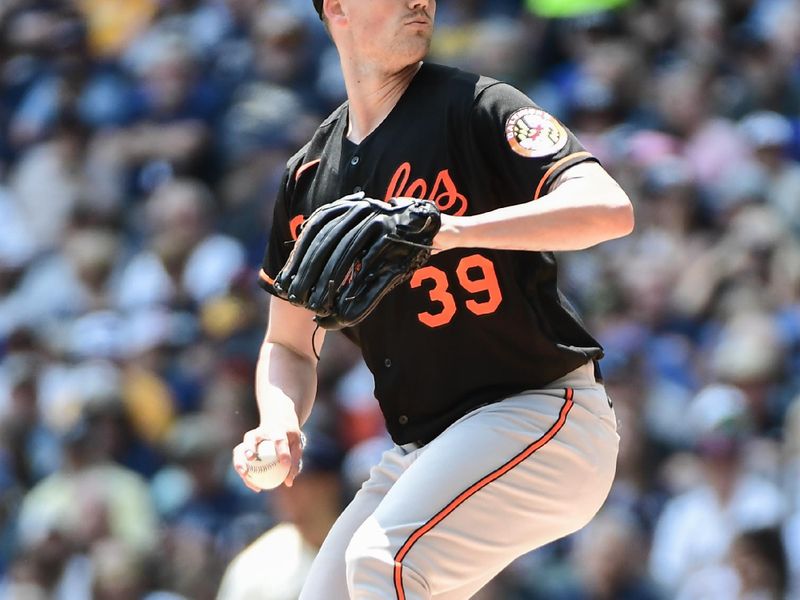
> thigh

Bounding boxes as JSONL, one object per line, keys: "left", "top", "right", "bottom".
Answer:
{"left": 349, "top": 385, "right": 619, "bottom": 599}
{"left": 299, "top": 444, "right": 415, "bottom": 599}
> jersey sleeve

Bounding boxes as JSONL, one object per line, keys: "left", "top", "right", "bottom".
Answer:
{"left": 472, "top": 82, "right": 598, "bottom": 204}
{"left": 258, "top": 167, "right": 293, "bottom": 296}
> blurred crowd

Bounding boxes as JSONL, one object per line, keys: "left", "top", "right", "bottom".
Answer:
{"left": 0, "top": 0, "right": 799, "bottom": 598}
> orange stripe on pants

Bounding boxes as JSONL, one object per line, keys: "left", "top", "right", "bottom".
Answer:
{"left": 392, "top": 388, "right": 575, "bottom": 599}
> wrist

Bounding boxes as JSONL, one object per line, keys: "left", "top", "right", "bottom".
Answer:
{"left": 258, "top": 393, "right": 301, "bottom": 427}
{"left": 433, "top": 214, "right": 468, "bottom": 251}
{"left": 259, "top": 411, "right": 300, "bottom": 432}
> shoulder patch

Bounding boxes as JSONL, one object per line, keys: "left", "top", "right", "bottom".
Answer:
{"left": 505, "top": 107, "right": 568, "bottom": 158}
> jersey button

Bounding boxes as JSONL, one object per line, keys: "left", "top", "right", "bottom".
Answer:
{"left": 398, "top": 415, "right": 409, "bottom": 425}
{"left": 350, "top": 156, "right": 360, "bottom": 166}
{"left": 384, "top": 358, "right": 392, "bottom": 368}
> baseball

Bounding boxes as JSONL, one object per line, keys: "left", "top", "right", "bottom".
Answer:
{"left": 246, "top": 441, "right": 290, "bottom": 490}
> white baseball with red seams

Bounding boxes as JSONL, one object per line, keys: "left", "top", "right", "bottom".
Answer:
{"left": 246, "top": 440, "right": 290, "bottom": 490}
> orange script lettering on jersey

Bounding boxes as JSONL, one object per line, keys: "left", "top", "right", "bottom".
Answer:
{"left": 384, "top": 163, "right": 469, "bottom": 216}
{"left": 289, "top": 215, "right": 305, "bottom": 240}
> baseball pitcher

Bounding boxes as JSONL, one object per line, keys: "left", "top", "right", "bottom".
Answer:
{"left": 233, "top": 0, "right": 634, "bottom": 598}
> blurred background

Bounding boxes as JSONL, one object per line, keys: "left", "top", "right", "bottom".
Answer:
{"left": 0, "top": 0, "right": 799, "bottom": 598}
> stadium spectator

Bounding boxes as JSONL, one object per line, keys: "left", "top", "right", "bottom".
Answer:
{"left": 216, "top": 434, "right": 344, "bottom": 600}
{"left": 649, "top": 384, "right": 786, "bottom": 593}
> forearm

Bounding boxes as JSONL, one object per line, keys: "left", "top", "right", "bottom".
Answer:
{"left": 434, "top": 168, "right": 634, "bottom": 252}
{"left": 255, "top": 340, "right": 318, "bottom": 427}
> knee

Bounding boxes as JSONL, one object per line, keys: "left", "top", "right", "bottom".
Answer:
{"left": 344, "top": 519, "right": 390, "bottom": 592}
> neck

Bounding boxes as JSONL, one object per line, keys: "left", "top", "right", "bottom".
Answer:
{"left": 341, "top": 60, "right": 422, "bottom": 144}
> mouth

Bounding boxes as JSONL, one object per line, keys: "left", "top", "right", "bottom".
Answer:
{"left": 404, "top": 13, "right": 431, "bottom": 27}
{"left": 405, "top": 19, "right": 431, "bottom": 28}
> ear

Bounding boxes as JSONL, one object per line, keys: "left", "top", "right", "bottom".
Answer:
{"left": 324, "top": 0, "right": 347, "bottom": 25}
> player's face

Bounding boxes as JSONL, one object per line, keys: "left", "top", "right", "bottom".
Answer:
{"left": 342, "top": 0, "right": 435, "bottom": 70}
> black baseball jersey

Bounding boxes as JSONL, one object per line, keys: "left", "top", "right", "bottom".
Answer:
{"left": 259, "top": 63, "right": 604, "bottom": 445}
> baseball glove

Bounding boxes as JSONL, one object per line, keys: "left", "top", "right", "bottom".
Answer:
{"left": 274, "top": 193, "right": 441, "bottom": 330}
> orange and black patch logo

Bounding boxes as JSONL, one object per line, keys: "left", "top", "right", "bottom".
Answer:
{"left": 505, "top": 107, "right": 568, "bottom": 158}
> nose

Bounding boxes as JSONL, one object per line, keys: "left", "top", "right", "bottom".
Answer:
{"left": 408, "top": 0, "right": 431, "bottom": 10}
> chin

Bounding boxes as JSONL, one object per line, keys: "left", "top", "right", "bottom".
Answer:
{"left": 398, "top": 39, "right": 431, "bottom": 64}
{"left": 377, "top": 34, "right": 430, "bottom": 72}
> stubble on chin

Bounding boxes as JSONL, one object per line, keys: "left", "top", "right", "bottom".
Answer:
{"left": 396, "top": 31, "right": 432, "bottom": 63}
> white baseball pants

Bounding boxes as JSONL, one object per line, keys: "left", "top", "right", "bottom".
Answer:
{"left": 298, "top": 361, "right": 619, "bottom": 600}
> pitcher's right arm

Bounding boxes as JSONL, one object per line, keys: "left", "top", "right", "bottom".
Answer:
{"left": 233, "top": 297, "right": 324, "bottom": 490}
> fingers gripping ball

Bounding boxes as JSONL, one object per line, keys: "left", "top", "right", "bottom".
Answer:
{"left": 274, "top": 194, "right": 441, "bottom": 330}
{"left": 246, "top": 441, "right": 290, "bottom": 490}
